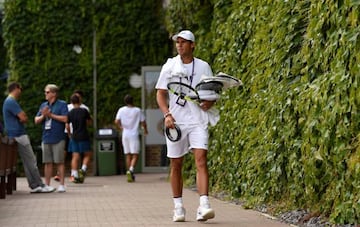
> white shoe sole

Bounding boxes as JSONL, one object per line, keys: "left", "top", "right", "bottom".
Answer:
{"left": 173, "top": 216, "right": 185, "bottom": 222}
{"left": 197, "top": 209, "right": 215, "bottom": 221}
{"left": 173, "top": 207, "right": 186, "bottom": 222}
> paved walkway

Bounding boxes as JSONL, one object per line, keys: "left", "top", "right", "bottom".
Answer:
{"left": 0, "top": 173, "right": 290, "bottom": 227}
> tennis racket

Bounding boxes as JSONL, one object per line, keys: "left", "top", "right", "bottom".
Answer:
{"left": 167, "top": 81, "right": 200, "bottom": 104}
{"left": 200, "top": 72, "right": 243, "bottom": 90}
{"left": 165, "top": 123, "right": 182, "bottom": 142}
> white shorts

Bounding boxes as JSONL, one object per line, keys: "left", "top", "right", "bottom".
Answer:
{"left": 166, "top": 124, "right": 208, "bottom": 158}
{"left": 122, "top": 135, "right": 140, "bottom": 155}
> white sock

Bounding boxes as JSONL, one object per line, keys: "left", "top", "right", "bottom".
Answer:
{"left": 200, "top": 195, "right": 210, "bottom": 207}
{"left": 81, "top": 164, "right": 87, "bottom": 171}
{"left": 173, "top": 197, "right": 183, "bottom": 208}
{"left": 129, "top": 166, "right": 134, "bottom": 172}
{"left": 71, "top": 169, "right": 79, "bottom": 178}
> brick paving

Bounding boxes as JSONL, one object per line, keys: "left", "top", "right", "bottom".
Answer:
{"left": 0, "top": 173, "right": 290, "bottom": 227}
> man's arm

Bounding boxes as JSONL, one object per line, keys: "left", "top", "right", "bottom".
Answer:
{"left": 48, "top": 112, "right": 68, "bottom": 123}
{"left": 114, "top": 118, "right": 122, "bottom": 129}
{"left": 17, "top": 111, "right": 28, "bottom": 123}
{"left": 156, "top": 89, "right": 170, "bottom": 115}
{"left": 34, "top": 114, "right": 45, "bottom": 124}
{"left": 141, "top": 121, "right": 148, "bottom": 135}
{"left": 157, "top": 89, "right": 175, "bottom": 129}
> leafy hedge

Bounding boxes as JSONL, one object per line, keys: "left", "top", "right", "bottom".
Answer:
{"left": 0, "top": 9, "right": 7, "bottom": 116}
{"left": 167, "top": 0, "right": 360, "bottom": 224}
{"left": 2, "top": 0, "right": 360, "bottom": 224}
{"left": 2, "top": 0, "right": 171, "bottom": 146}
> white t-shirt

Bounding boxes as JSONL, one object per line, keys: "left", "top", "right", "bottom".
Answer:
{"left": 68, "top": 103, "right": 89, "bottom": 112}
{"left": 155, "top": 55, "right": 213, "bottom": 125}
{"left": 115, "top": 106, "right": 145, "bottom": 137}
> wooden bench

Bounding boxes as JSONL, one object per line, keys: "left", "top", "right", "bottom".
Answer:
{"left": 0, "top": 136, "right": 18, "bottom": 199}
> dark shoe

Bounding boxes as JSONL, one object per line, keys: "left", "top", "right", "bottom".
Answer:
{"left": 69, "top": 176, "right": 81, "bottom": 184}
{"left": 78, "top": 169, "right": 86, "bottom": 183}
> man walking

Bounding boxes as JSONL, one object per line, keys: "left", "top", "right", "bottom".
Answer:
{"left": 115, "top": 94, "right": 148, "bottom": 182}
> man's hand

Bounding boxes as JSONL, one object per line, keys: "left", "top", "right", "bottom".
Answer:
{"left": 199, "top": 100, "right": 216, "bottom": 111}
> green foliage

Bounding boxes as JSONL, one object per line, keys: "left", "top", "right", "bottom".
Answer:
{"left": 2, "top": 0, "right": 171, "bottom": 146}
{"left": 167, "top": 0, "right": 360, "bottom": 224}
{"left": 0, "top": 10, "right": 8, "bottom": 117}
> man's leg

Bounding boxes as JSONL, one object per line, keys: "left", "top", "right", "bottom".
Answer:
{"left": 82, "top": 151, "right": 92, "bottom": 169}
{"left": 170, "top": 157, "right": 186, "bottom": 222}
{"left": 78, "top": 151, "right": 92, "bottom": 183}
{"left": 126, "top": 154, "right": 135, "bottom": 182}
{"left": 170, "top": 157, "right": 184, "bottom": 197}
{"left": 193, "top": 148, "right": 209, "bottom": 195}
{"left": 44, "top": 163, "right": 53, "bottom": 186}
{"left": 193, "top": 148, "right": 214, "bottom": 221}
{"left": 57, "top": 163, "right": 65, "bottom": 186}
{"left": 130, "top": 153, "right": 138, "bottom": 170}
{"left": 70, "top": 152, "right": 80, "bottom": 182}
{"left": 17, "top": 142, "right": 44, "bottom": 189}
{"left": 56, "top": 163, "right": 66, "bottom": 192}
{"left": 126, "top": 154, "right": 131, "bottom": 170}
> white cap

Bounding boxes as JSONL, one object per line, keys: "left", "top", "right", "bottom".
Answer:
{"left": 172, "top": 30, "right": 195, "bottom": 42}
{"left": 198, "top": 90, "right": 220, "bottom": 101}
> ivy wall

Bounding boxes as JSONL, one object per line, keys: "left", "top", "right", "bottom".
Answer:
{"left": 166, "top": 0, "right": 360, "bottom": 224}
{"left": 2, "top": 0, "right": 360, "bottom": 224}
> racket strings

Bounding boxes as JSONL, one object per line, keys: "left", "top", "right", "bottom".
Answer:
{"left": 168, "top": 83, "right": 198, "bottom": 100}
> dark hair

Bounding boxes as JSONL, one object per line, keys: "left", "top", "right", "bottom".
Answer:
{"left": 7, "top": 82, "right": 21, "bottom": 93}
{"left": 124, "top": 94, "right": 134, "bottom": 105}
{"left": 70, "top": 94, "right": 80, "bottom": 104}
{"left": 73, "top": 89, "right": 84, "bottom": 98}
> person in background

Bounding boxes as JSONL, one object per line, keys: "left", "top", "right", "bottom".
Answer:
{"left": 114, "top": 94, "right": 148, "bottom": 182}
{"left": 66, "top": 94, "right": 92, "bottom": 183}
{"left": 34, "top": 84, "right": 68, "bottom": 193}
{"left": 54, "top": 89, "right": 90, "bottom": 182}
{"left": 155, "top": 30, "right": 216, "bottom": 222}
{"left": 2, "top": 82, "right": 55, "bottom": 193}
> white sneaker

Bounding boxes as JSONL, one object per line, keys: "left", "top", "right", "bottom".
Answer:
{"left": 173, "top": 206, "right": 186, "bottom": 222}
{"left": 30, "top": 185, "right": 55, "bottom": 193}
{"left": 41, "top": 185, "right": 55, "bottom": 193}
{"left": 196, "top": 206, "right": 215, "bottom": 222}
{"left": 30, "top": 186, "right": 43, "bottom": 193}
{"left": 57, "top": 185, "right": 66, "bottom": 193}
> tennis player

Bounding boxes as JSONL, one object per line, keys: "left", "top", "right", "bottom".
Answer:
{"left": 155, "top": 30, "right": 216, "bottom": 222}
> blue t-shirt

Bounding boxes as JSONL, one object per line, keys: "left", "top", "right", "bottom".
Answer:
{"left": 36, "top": 99, "right": 68, "bottom": 144}
{"left": 2, "top": 96, "right": 26, "bottom": 138}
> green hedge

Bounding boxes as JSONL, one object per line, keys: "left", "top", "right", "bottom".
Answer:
{"left": 2, "top": 0, "right": 171, "bottom": 147}
{"left": 167, "top": 0, "right": 360, "bottom": 224}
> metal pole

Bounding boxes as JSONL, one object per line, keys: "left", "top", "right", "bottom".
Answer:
{"left": 92, "top": 0, "right": 97, "bottom": 176}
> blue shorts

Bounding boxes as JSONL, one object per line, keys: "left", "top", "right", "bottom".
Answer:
{"left": 68, "top": 139, "right": 91, "bottom": 153}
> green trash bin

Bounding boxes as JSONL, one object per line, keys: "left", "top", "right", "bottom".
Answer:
{"left": 96, "top": 128, "right": 118, "bottom": 176}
